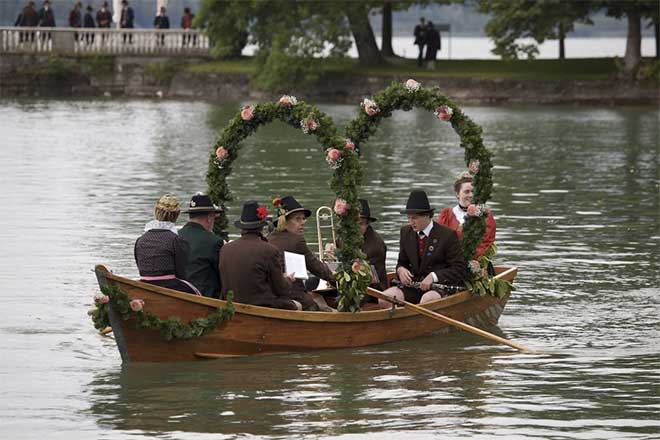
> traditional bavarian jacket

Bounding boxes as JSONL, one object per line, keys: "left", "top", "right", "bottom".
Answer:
{"left": 178, "top": 222, "right": 223, "bottom": 298}
{"left": 362, "top": 225, "right": 387, "bottom": 291}
{"left": 268, "top": 230, "right": 335, "bottom": 308}
{"left": 219, "top": 232, "right": 295, "bottom": 310}
{"left": 396, "top": 222, "right": 466, "bottom": 285}
{"left": 437, "top": 206, "right": 496, "bottom": 259}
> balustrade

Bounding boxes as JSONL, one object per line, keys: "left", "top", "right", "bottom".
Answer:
{"left": 0, "top": 26, "right": 209, "bottom": 56}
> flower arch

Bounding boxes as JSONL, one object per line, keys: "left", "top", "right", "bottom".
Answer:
{"left": 345, "top": 80, "right": 493, "bottom": 263}
{"left": 206, "top": 97, "right": 372, "bottom": 312}
{"left": 345, "top": 80, "right": 511, "bottom": 297}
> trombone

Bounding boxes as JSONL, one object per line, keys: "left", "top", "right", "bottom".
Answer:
{"left": 315, "top": 206, "right": 337, "bottom": 261}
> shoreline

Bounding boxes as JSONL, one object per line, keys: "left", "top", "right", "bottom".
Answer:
{"left": 1, "top": 54, "right": 658, "bottom": 106}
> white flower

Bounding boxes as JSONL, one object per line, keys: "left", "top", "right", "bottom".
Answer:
{"left": 404, "top": 79, "right": 421, "bottom": 92}
{"left": 361, "top": 98, "right": 379, "bottom": 116}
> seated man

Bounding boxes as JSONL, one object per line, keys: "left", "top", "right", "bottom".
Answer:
{"left": 219, "top": 201, "right": 299, "bottom": 310}
{"left": 178, "top": 193, "right": 224, "bottom": 299}
{"left": 268, "top": 196, "right": 336, "bottom": 311}
{"left": 379, "top": 190, "right": 466, "bottom": 308}
{"left": 326, "top": 199, "right": 387, "bottom": 306}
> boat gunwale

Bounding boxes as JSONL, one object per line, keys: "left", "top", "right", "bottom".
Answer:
{"left": 95, "top": 265, "right": 517, "bottom": 323}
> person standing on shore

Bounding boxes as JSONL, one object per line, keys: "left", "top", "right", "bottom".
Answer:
{"left": 413, "top": 17, "right": 426, "bottom": 67}
{"left": 68, "top": 1, "right": 82, "bottom": 42}
{"left": 83, "top": 5, "right": 95, "bottom": 45}
{"left": 425, "top": 21, "right": 441, "bottom": 70}
{"left": 181, "top": 7, "right": 196, "bottom": 47}
{"left": 15, "top": 1, "right": 39, "bottom": 43}
{"left": 38, "top": 0, "right": 55, "bottom": 41}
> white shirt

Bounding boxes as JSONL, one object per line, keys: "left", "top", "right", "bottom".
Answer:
{"left": 452, "top": 205, "right": 467, "bottom": 225}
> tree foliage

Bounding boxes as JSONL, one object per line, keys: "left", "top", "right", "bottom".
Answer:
{"left": 478, "top": 0, "right": 592, "bottom": 60}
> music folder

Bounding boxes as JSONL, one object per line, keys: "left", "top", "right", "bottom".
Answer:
{"left": 284, "top": 251, "right": 308, "bottom": 279}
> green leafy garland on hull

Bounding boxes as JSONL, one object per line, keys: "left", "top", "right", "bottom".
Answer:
{"left": 89, "top": 285, "right": 235, "bottom": 340}
{"left": 207, "top": 96, "right": 371, "bottom": 312}
{"left": 345, "top": 79, "right": 513, "bottom": 298}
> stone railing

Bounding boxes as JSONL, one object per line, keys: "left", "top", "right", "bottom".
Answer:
{"left": 0, "top": 26, "right": 210, "bottom": 56}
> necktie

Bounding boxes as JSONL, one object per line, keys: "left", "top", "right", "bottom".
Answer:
{"left": 417, "top": 232, "right": 427, "bottom": 259}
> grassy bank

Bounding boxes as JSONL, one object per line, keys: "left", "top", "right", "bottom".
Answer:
{"left": 187, "top": 57, "right": 633, "bottom": 81}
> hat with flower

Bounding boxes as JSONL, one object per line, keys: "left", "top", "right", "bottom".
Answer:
{"left": 234, "top": 200, "right": 269, "bottom": 230}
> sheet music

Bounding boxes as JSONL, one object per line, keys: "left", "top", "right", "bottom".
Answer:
{"left": 284, "top": 251, "right": 308, "bottom": 279}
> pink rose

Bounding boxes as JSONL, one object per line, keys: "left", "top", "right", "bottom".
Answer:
{"left": 467, "top": 204, "right": 479, "bottom": 216}
{"left": 94, "top": 293, "right": 109, "bottom": 305}
{"left": 344, "top": 139, "right": 355, "bottom": 151}
{"left": 300, "top": 117, "right": 318, "bottom": 134}
{"left": 468, "top": 159, "right": 480, "bottom": 174}
{"left": 434, "top": 105, "right": 453, "bottom": 121}
{"left": 468, "top": 260, "right": 481, "bottom": 274}
{"left": 351, "top": 260, "right": 363, "bottom": 273}
{"left": 278, "top": 95, "right": 297, "bottom": 107}
{"left": 327, "top": 148, "right": 342, "bottom": 162}
{"left": 240, "top": 105, "right": 254, "bottom": 121}
{"left": 216, "top": 147, "right": 228, "bottom": 161}
{"left": 129, "top": 299, "right": 145, "bottom": 312}
{"left": 404, "top": 78, "right": 421, "bottom": 91}
{"left": 334, "top": 198, "right": 349, "bottom": 216}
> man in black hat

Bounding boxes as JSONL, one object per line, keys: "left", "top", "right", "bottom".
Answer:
{"left": 358, "top": 199, "right": 388, "bottom": 294}
{"left": 268, "top": 195, "right": 335, "bottom": 311}
{"left": 178, "top": 193, "right": 224, "bottom": 299}
{"left": 379, "top": 190, "right": 466, "bottom": 307}
{"left": 219, "top": 201, "right": 299, "bottom": 310}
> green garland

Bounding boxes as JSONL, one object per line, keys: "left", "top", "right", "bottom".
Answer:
{"left": 89, "top": 285, "right": 235, "bottom": 341}
{"left": 344, "top": 80, "right": 510, "bottom": 298}
{"left": 206, "top": 97, "right": 371, "bottom": 311}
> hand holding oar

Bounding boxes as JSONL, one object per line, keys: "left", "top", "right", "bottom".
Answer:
{"left": 366, "top": 287, "right": 533, "bottom": 353}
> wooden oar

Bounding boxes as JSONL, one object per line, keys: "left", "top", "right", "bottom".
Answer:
{"left": 99, "top": 326, "right": 113, "bottom": 336}
{"left": 366, "top": 287, "right": 533, "bottom": 353}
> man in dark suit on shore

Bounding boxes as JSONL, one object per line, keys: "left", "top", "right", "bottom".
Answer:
{"left": 413, "top": 17, "right": 426, "bottom": 67}
{"left": 379, "top": 190, "right": 466, "bottom": 308}
{"left": 220, "top": 201, "right": 299, "bottom": 310}
{"left": 179, "top": 193, "right": 224, "bottom": 299}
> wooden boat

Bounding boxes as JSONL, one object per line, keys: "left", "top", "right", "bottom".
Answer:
{"left": 95, "top": 264, "right": 518, "bottom": 363}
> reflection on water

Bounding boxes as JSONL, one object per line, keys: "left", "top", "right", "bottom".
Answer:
{"left": 0, "top": 99, "right": 658, "bottom": 439}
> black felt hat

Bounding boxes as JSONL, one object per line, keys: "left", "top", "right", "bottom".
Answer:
{"left": 400, "top": 190, "right": 434, "bottom": 215}
{"left": 234, "top": 201, "right": 268, "bottom": 230}
{"left": 358, "top": 199, "right": 377, "bottom": 222}
{"left": 183, "top": 193, "right": 223, "bottom": 214}
{"left": 276, "top": 195, "right": 311, "bottom": 218}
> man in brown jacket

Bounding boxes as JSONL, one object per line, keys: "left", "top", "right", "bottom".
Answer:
{"left": 268, "top": 195, "right": 335, "bottom": 311}
{"left": 219, "top": 201, "right": 299, "bottom": 310}
{"left": 379, "top": 190, "right": 466, "bottom": 308}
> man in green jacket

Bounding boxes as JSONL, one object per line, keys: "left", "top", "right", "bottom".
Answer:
{"left": 179, "top": 193, "right": 224, "bottom": 298}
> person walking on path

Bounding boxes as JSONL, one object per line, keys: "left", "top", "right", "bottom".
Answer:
{"left": 425, "top": 21, "right": 441, "bottom": 70}
{"left": 413, "top": 17, "right": 426, "bottom": 67}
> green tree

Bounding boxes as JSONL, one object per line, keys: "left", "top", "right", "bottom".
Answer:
{"left": 197, "top": 0, "right": 353, "bottom": 90}
{"left": 599, "top": 1, "right": 659, "bottom": 77}
{"left": 478, "top": 0, "right": 592, "bottom": 60}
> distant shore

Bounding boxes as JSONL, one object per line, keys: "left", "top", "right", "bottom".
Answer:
{"left": 1, "top": 54, "right": 658, "bottom": 105}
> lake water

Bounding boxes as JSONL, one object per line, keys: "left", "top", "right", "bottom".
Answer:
{"left": 242, "top": 36, "right": 658, "bottom": 60}
{"left": 0, "top": 99, "right": 658, "bottom": 439}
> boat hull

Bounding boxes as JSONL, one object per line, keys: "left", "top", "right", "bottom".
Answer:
{"left": 95, "top": 265, "right": 517, "bottom": 362}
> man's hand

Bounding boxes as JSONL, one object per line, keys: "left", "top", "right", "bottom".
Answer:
{"left": 420, "top": 273, "right": 434, "bottom": 292}
{"left": 284, "top": 273, "right": 296, "bottom": 282}
{"left": 397, "top": 267, "right": 413, "bottom": 286}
